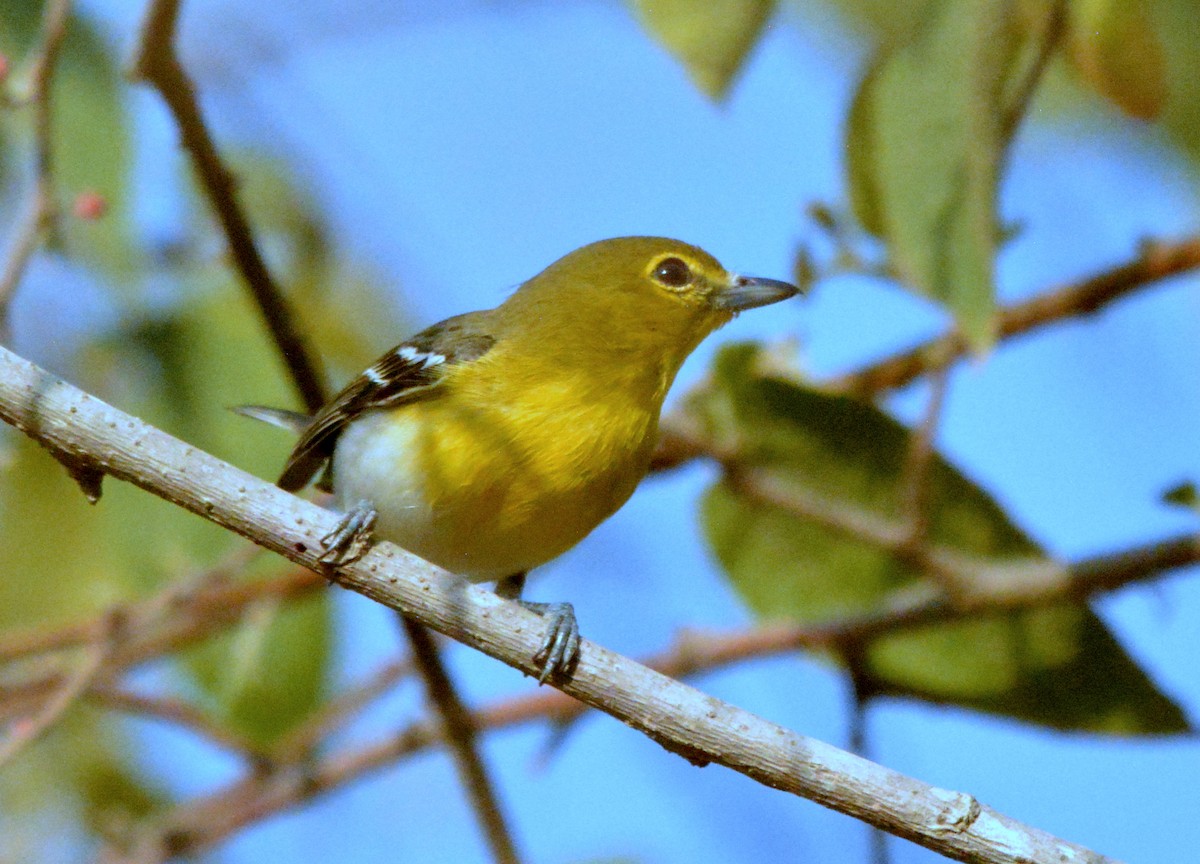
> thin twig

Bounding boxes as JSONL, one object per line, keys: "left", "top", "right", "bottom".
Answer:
{"left": 128, "top": 0, "right": 327, "bottom": 413}
{"left": 100, "top": 509, "right": 1193, "bottom": 864}
{"left": 0, "top": 567, "right": 323, "bottom": 723}
{"left": 398, "top": 615, "right": 522, "bottom": 864}
{"left": 0, "top": 544, "right": 264, "bottom": 661}
{"left": 0, "top": 0, "right": 73, "bottom": 340}
{"left": 0, "top": 614, "right": 113, "bottom": 769}
{"left": 828, "top": 235, "right": 1200, "bottom": 397}
{"left": 274, "top": 656, "right": 413, "bottom": 760}
{"left": 88, "top": 685, "right": 269, "bottom": 762}
{"left": 894, "top": 368, "right": 950, "bottom": 574}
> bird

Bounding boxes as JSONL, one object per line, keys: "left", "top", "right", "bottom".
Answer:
{"left": 242, "top": 236, "right": 800, "bottom": 683}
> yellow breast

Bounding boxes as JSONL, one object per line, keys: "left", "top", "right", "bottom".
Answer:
{"left": 331, "top": 366, "right": 660, "bottom": 581}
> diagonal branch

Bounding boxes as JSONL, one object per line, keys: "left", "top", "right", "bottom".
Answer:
{"left": 827, "top": 235, "right": 1200, "bottom": 397}
{"left": 128, "top": 0, "right": 327, "bottom": 414}
{"left": 0, "top": 344, "right": 1119, "bottom": 864}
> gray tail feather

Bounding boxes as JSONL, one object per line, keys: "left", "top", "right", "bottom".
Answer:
{"left": 231, "top": 405, "right": 312, "bottom": 433}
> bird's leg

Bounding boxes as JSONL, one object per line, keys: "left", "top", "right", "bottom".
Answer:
{"left": 318, "top": 499, "right": 377, "bottom": 566}
{"left": 495, "top": 572, "right": 581, "bottom": 685}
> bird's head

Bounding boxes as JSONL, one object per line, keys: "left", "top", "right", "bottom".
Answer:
{"left": 496, "top": 236, "right": 801, "bottom": 397}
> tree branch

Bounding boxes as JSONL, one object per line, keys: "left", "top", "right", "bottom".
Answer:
{"left": 128, "top": 0, "right": 327, "bottom": 414}
{"left": 826, "top": 235, "right": 1200, "bottom": 397}
{"left": 397, "top": 614, "right": 522, "bottom": 864}
{"left": 0, "top": 346, "right": 1119, "bottom": 864}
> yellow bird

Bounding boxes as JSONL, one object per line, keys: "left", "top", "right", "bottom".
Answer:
{"left": 249, "top": 237, "right": 800, "bottom": 681}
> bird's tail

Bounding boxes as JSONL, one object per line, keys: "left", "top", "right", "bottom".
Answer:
{"left": 231, "top": 405, "right": 311, "bottom": 433}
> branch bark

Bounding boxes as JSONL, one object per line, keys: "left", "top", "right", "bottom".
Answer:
{"left": 0, "top": 346, "right": 1119, "bottom": 864}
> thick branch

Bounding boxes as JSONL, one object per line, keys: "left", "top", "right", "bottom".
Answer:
{"left": 0, "top": 348, "right": 1117, "bottom": 864}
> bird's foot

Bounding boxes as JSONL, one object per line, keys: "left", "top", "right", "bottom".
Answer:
{"left": 318, "top": 499, "right": 377, "bottom": 566}
{"left": 518, "top": 600, "right": 581, "bottom": 685}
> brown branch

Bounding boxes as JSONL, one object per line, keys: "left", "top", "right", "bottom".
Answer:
{"left": 0, "top": 344, "right": 1121, "bottom": 864}
{"left": 128, "top": 0, "right": 327, "bottom": 414}
{"left": 273, "top": 656, "right": 413, "bottom": 760}
{"left": 0, "top": 613, "right": 113, "bottom": 769}
{"left": 0, "top": 0, "right": 72, "bottom": 341}
{"left": 88, "top": 685, "right": 268, "bottom": 762}
{"left": 398, "top": 616, "right": 522, "bottom": 864}
{"left": 895, "top": 368, "right": 949, "bottom": 565}
{"left": 828, "top": 235, "right": 1200, "bottom": 397}
{"left": 0, "top": 566, "right": 323, "bottom": 727}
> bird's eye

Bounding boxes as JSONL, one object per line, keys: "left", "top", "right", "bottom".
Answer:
{"left": 651, "top": 257, "right": 693, "bottom": 288}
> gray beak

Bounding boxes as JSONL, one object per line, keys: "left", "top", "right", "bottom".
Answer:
{"left": 712, "top": 275, "right": 803, "bottom": 311}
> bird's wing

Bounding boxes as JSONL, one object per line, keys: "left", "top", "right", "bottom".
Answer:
{"left": 277, "top": 312, "right": 496, "bottom": 492}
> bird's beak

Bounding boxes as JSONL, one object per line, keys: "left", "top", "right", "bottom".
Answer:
{"left": 712, "top": 275, "right": 802, "bottom": 311}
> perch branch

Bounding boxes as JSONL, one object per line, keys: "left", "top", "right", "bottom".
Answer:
{"left": 0, "top": 345, "right": 1119, "bottom": 864}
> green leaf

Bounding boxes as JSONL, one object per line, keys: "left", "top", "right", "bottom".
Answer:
{"left": 629, "top": 0, "right": 775, "bottom": 101}
{"left": 696, "top": 343, "right": 1188, "bottom": 734}
{"left": 846, "top": 0, "right": 1056, "bottom": 349}
{"left": 1067, "top": 0, "right": 1166, "bottom": 120}
{"left": 0, "top": 1, "right": 138, "bottom": 279}
{"left": 1161, "top": 480, "right": 1198, "bottom": 513}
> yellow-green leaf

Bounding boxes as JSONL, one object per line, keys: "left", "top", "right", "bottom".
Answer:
{"left": 846, "top": 0, "right": 1058, "bottom": 350}
{"left": 695, "top": 343, "right": 1188, "bottom": 734}
{"left": 629, "top": 0, "right": 775, "bottom": 101}
{"left": 1067, "top": 0, "right": 1166, "bottom": 120}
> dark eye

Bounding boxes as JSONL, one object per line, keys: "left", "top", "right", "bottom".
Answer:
{"left": 651, "top": 257, "right": 693, "bottom": 288}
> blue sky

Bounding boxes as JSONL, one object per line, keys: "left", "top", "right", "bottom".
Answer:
{"left": 72, "top": 1, "right": 1200, "bottom": 861}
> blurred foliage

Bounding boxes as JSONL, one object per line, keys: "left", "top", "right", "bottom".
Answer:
{"left": 0, "top": 0, "right": 138, "bottom": 280}
{"left": 628, "top": 0, "right": 776, "bottom": 100}
{"left": 1, "top": 0, "right": 1197, "bottom": 859}
{"left": 695, "top": 344, "right": 1188, "bottom": 734}
{"left": 637, "top": 0, "right": 1195, "bottom": 346}
{"left": 843, "top": 0, "right": 1054, "bottom": 349}
{"left": 1066, "top": 0, "right": 1166, "bottom": 120}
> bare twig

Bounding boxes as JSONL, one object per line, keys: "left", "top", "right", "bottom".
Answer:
{"left": 106, "top": 511, "right": 1195, "bottom": 864}
{"left": 0, "top": 566, "right": 322, "bottom": 725}
{"left": 895, "top": 368, "right": 950, "bottom": 572}
{"left": 128, "top": 0, "right": 327, "bottom": 414}
{"left": 0, "top": 613, "right": 113, "bottom": 769}
{"left": 398, "top": 616, "right": 522, "bottom": 864}
{"left": 273, "top": 656, "right": 413, "bottom": 760}
{"left": 0, "top": 0, "right": 72, "bottom": 341}
{"left": 0, "top": 346, "right": 1122, "bottom": 864}
{"left": 88, "top": 685, "right": 268, "bottom": 761}
{"left": 827, "top": 235, "right": 1200, "bottom": 397}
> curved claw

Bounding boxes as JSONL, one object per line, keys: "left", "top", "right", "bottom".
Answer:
{"left": 519, "top": 600, "right": 581, "bottom": 684}
{"left": 318, "top": 499, "right": 377, "bottom": 566}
